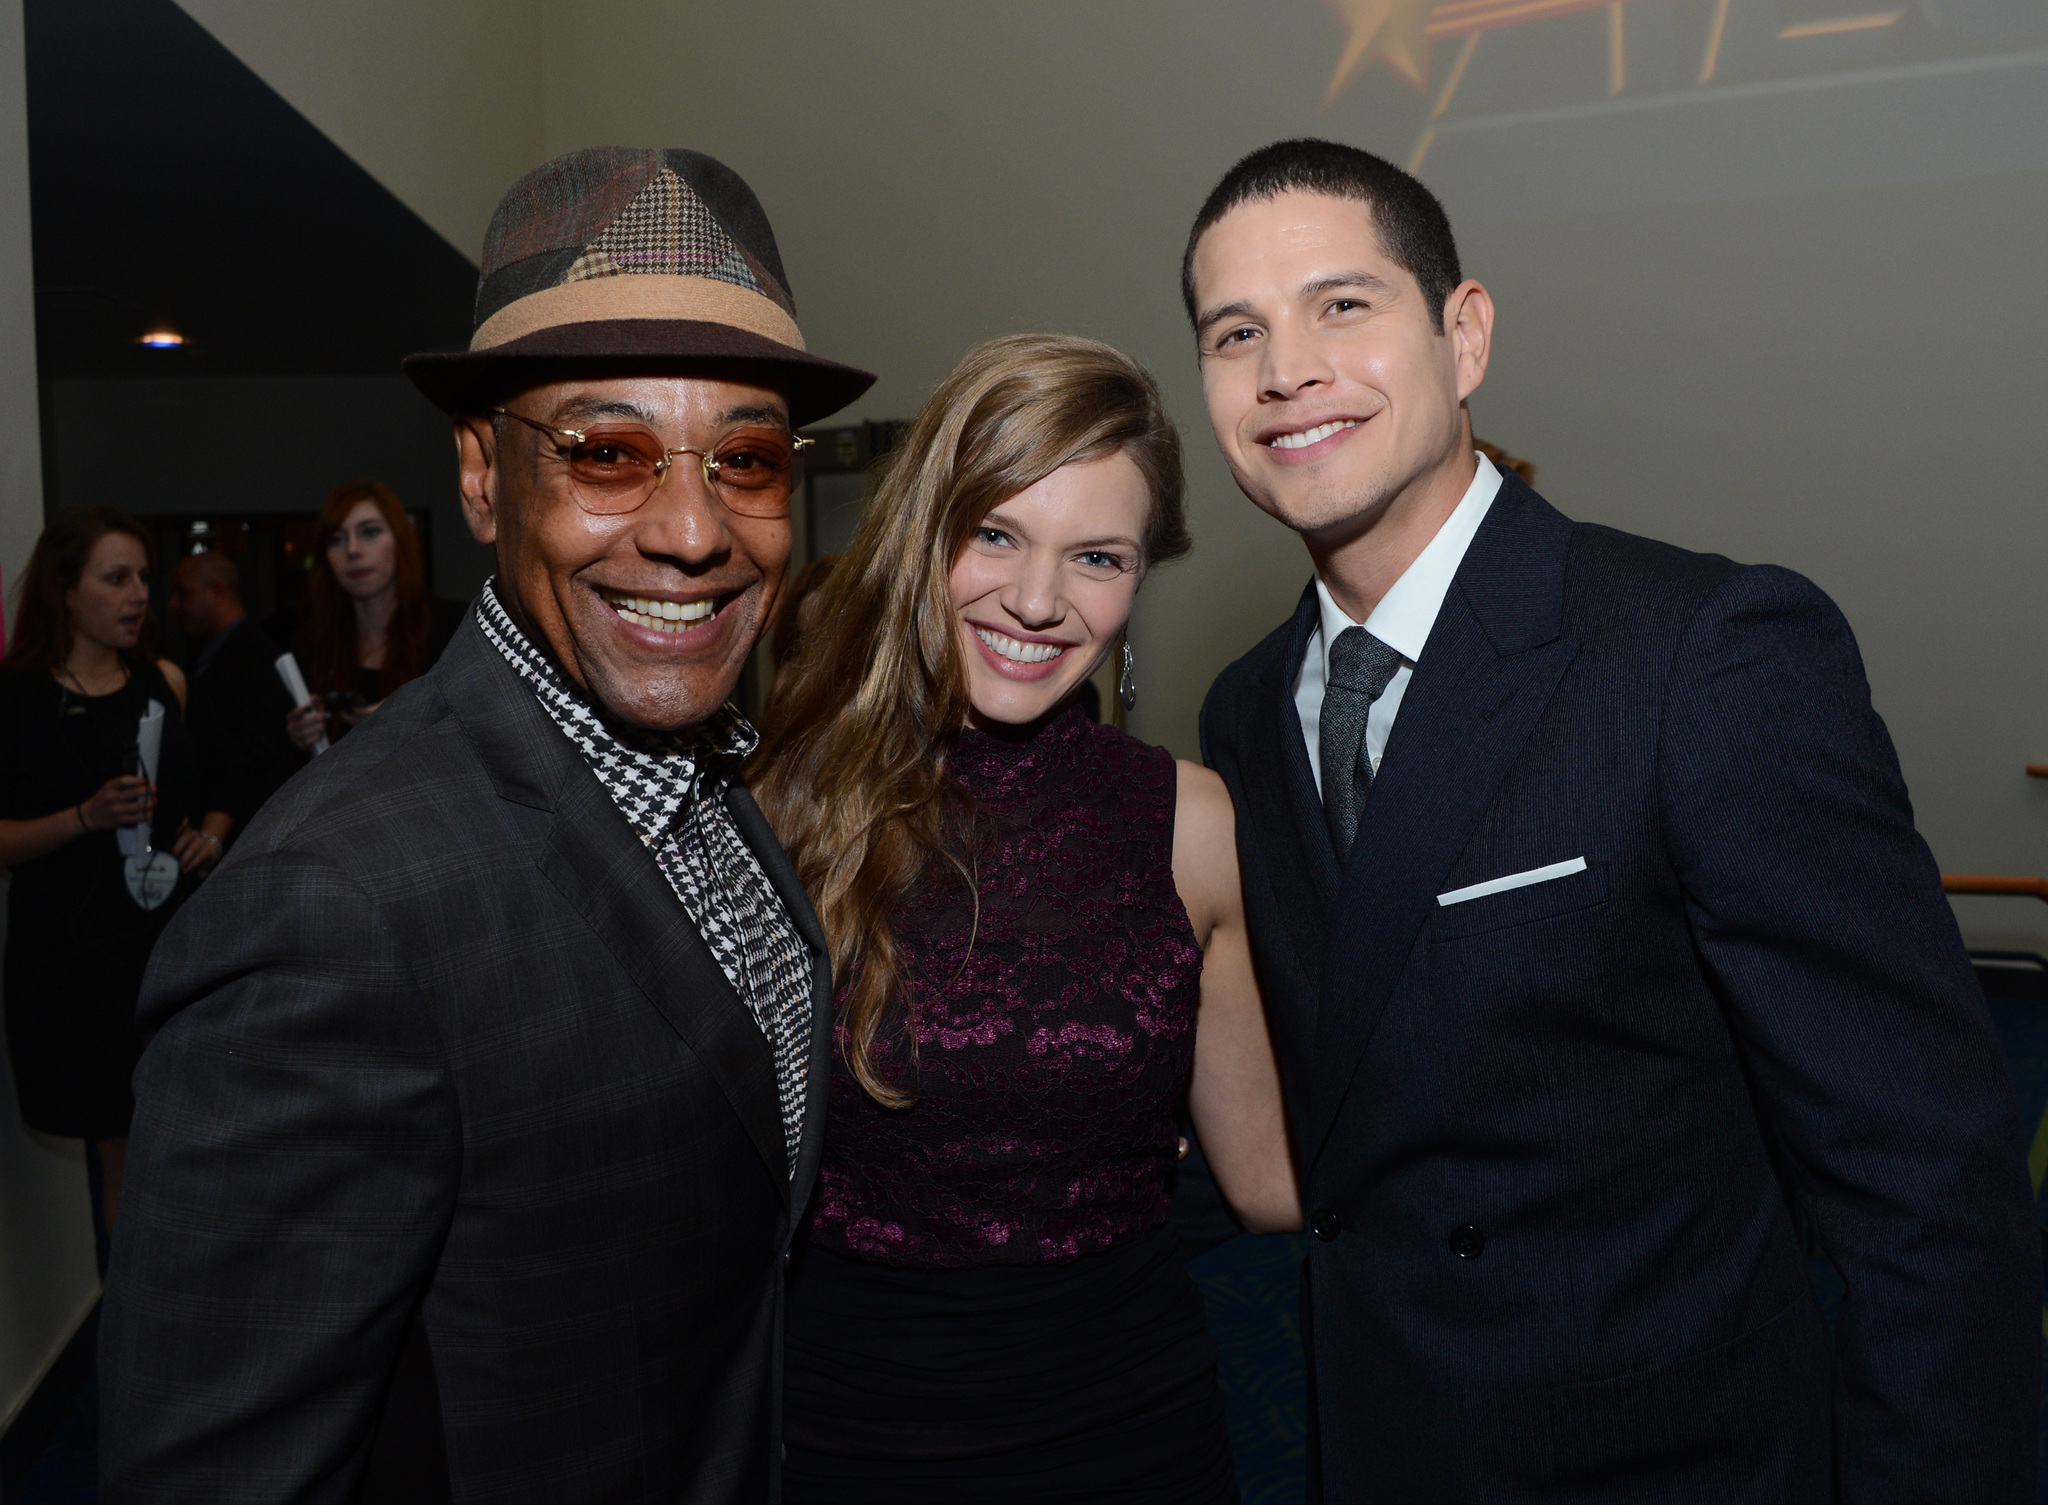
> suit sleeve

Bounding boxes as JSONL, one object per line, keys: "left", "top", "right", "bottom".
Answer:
{"left": 99, "top": 849, "right": 459, "bottom": 1505}
{"left": 1658, "top": 564, "right": 2039, "bottom": 1503}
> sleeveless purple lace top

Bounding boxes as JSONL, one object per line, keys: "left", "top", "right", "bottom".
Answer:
{"left": 806, "top": 707, "right": 1202, "bottom": 1269}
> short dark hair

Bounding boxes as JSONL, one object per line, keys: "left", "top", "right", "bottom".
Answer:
{"left": 1182, "top": 138, "right": 1463, "bottom": 334}
{"left": 180, "top": 549, "right": 241, "bottom": 600}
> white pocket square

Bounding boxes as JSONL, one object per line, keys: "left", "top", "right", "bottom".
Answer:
{"left": 1437, "top": 857, "right": 1588, "bottom": 907}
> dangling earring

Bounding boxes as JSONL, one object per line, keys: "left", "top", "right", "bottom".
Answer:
{"left": 1118, "top": 639, "right": 1138, "bottom": 712}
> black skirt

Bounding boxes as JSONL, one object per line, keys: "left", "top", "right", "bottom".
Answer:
{"left": 783, "top": 1226, "right": 1237, "bottom": 1504}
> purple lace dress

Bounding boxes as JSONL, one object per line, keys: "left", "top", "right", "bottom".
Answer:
{"left": 783, "top": 707, "right": 1236, "bottom": 1504}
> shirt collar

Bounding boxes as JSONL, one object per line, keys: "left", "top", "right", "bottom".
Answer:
{"left": 474, "top": 579, "right": 757, "bottom": 837}
{"left": 1314, "top": 451, "right": 1503, "bottom": 665}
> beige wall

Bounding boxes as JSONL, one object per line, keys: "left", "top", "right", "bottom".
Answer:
{"left": 169, "top": 0, "right": 2048, "bottom": 958}
{"left": 532, "top": 0, "right": 1378, "bottom": 748}
{"left": 175, "top": 0, "right": 546, "bottom": 258}
{"left": 1461, "top": 185, "right": 2048, "bottom": 955}
{"left": 536, "top": 1, "right": 2048, "bottom": 951}
{"left": 0, "top": 0, "right": 38, "bottom": 593}
{"left": 0, "top": 0, "right": 102, "bottom": 1435}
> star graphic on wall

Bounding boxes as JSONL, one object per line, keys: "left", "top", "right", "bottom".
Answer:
{"left": 1324, "top": 0, "right": 1440, "bottom": 99}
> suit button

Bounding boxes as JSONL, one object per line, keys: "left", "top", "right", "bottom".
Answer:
{"left": 1311, "top": 1209, "right": 1342, "bottom": 1242}
{"left": 1449, "top": 1225, "right": 1485, "bottom": 1259}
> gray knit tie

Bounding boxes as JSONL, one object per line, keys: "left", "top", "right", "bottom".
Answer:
{"left": 1320, "top": 626, "right": 1404, "bottom": 860}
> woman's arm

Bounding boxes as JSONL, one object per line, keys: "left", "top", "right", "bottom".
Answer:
{"left": 0, "top": 775, "right": 154, "bottom": 867}
{"left": 1173, "top": 760, "right": 1302, "bottom": 1234}
{"left": 158, "top": 659, "right": 188, "bottom": 714}
{"left": 171, "top": 810, "right": 235, "bottom": 875}
{"left": 155, "top": 657, "right": 225, "bottom": 871}
{"left": 0, "top": 807, "right": 93, "bottom": 868}
{"left": 285, "top": 702, "right": 327, "bottom": 750}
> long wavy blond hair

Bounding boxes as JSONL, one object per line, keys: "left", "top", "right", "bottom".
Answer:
{"left": 748, "top": 334, "right": 1190, "bottom": 1107}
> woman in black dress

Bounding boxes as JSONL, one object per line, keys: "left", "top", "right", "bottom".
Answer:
{"left": 752, "top": 335, "right": 1299, "bottom": 1503}
{"left": 1, "top": 507, "right": 224, "bottom": 1239}
{"left": 284, "top": 479, "right": 465, "bottom": 752}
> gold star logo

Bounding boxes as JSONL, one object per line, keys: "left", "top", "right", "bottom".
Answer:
{"left": 1324, "top": 0, "right": 1439, "bottom": 100}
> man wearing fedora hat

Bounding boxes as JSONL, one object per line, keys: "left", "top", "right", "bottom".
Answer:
{"left": 100, "top": 148, "right": 874, "bottom": 1504}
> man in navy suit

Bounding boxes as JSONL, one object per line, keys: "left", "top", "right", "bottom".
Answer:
{"left": 1185, "top": 137, "right": 2038, "bottom": 1500}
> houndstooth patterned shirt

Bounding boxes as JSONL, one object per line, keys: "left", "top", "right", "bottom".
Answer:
{"left": 476, "top": 583, "right": 810, "bottom": 1169}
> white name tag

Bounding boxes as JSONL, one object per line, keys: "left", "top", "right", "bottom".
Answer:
{"left": 123, "top": 850, "right": 180, "bottom": 912}
{"left": 1437, "top": 857, "right": 1587, "bottom": 908}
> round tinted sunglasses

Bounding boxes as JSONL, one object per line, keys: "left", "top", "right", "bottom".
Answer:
{"left": 492, "top": 406, "right": 812, "bottom": 518}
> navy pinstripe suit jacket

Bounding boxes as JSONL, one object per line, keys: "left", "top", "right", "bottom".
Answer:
{"left": 1200, "top": 473, "right": 2039, "bottom": 1501}
{"left": 100, "top": 618, "right": 833, "bottom": 1504}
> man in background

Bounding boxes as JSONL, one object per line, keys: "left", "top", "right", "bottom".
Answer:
{"left": 166, "top": 550, "right": 298, "bottom": 836}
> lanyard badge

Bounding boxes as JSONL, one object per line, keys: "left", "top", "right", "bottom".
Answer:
{"left": 117, "top": 697, "right": 176, "bottom": 911}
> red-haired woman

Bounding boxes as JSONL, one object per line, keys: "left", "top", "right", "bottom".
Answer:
{"left": 752, "top": 335, "right": 1298, "bottom": 1503}
{"left": 285, "top": 480, "right": 465, "bottom": 751}
{"left": 1, "top": 507, "right": 229, "bottom": 1241}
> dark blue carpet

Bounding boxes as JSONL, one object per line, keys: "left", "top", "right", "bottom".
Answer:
{"left": 1978, "top": 959, "right": 2048, "bottom": 1499}
{"left": 13, "top": 1373, "right": 95, "bottom": 1505}
{"left": 1188, "top": 1233, "right": 1310, "bottom": 1504}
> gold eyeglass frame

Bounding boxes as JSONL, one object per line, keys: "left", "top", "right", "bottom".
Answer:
{"left": 490, "top": 404, "right": 813, "bottom": 513}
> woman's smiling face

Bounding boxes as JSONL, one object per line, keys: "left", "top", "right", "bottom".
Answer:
{"left": 947, "top": 450, "right": 1150, "bottom": 729}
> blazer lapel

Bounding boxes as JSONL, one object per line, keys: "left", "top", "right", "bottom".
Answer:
{"left": 1238, "top": 584, "right": 1342, "bottom": 997}
{"left": 1301, "top": 477, "right": 1581, "bottom": 1175}
{"left": 439, "top": 624, "right": 790, "bottom": 1197}
{"left": 536, "top": 777, "right": 790, "bottom": 1194}
{"left": 724, "top": 782, "right": 835, "bottom": 1222}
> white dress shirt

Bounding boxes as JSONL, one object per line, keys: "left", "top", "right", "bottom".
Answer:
{"left": 1296, "top": 453, "right": 1504, "bottom": 795}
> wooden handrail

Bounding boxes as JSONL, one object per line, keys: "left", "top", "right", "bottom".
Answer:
{"left": 2028, "top": 765, "right": 2048, "bottom": 779}
{"left": 1943, "top": 874, "right": 2048, "bottom": 903}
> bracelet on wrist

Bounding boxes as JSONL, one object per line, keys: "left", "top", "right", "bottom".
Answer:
{"left": 75, "top": 803, "right": 91, "bottom": 834}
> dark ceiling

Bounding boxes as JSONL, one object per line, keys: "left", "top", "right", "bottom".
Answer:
{"left": 25, "top": 0, "right": 477, "bottom": 381}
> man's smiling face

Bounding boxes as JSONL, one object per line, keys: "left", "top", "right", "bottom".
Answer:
{"left": 456, "top": 373, "right": 795, "bottom": 731}
{"left": 1191, "top": 190, "right": 1480, "bottom": 545}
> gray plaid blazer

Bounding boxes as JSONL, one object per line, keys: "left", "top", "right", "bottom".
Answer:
{"left": 99, "top": 617, "right": 834, "bottom": 1505}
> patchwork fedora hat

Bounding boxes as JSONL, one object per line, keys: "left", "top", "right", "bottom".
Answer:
{"left": 404, "top": 147, "right": 875, "bottom": 425}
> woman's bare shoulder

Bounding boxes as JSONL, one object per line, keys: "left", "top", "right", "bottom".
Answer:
{"left": 157, "top": 658, "right": 188, "bottom": 710}
{"left": 1173, "top": 760, "right": 1240, "bottom": 933}
{"left": 1175, "top": 759, "right": 1234, "bottom": 834}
